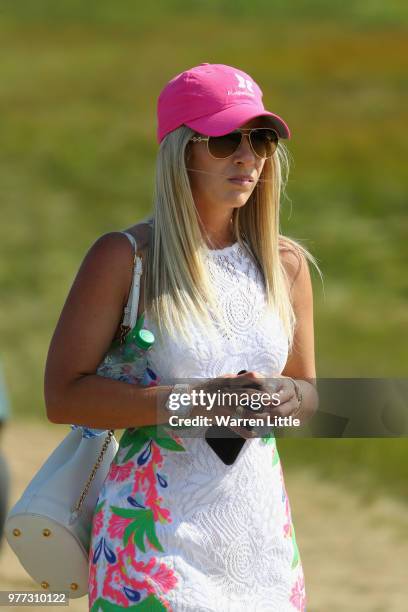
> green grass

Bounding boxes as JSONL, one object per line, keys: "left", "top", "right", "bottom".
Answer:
{"left": 0, "top": 2, "right": 407, "bottom": 501}
{"left": 278, "top": 438, "right": 408, "bottom": 504}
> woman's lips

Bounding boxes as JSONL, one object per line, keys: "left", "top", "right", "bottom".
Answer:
{"left": 228, "top": 177, "right": 254, "bottom": 185}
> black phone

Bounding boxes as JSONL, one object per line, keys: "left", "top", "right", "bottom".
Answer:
{"left": 205, "top": 426, "right": 247, "bottom": 465}
{"left": 204, "top": 369, "right": 249, "bottom": 465}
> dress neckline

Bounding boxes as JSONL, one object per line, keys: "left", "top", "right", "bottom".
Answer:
{"left": 206, "top": 241, "right": 240, "bottom": 255}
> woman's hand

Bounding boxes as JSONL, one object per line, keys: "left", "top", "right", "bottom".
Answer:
{"left": 232, "top": 372, "right": 302, "bottom": 418}
{"left": 214, "top": 372, "right": 302, "bottom": 432}
{"left": 260, "top": 375, "right": 301, "bottom": 418}
{"left": 191, "top": 371, "right": 275, "bottom": 439}
{"left": 190, "top": 373, "right": 257, "bottom": 438}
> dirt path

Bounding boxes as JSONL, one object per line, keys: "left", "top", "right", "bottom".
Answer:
{"left": 1, "top": 422, "right": 407, "bottom": 611}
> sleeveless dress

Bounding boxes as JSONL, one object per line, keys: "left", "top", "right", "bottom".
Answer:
{"left": 88, "top": 241, "right": 306, "bottom": 612}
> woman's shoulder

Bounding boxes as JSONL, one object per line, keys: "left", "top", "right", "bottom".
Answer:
{"left": 278, "top": 237, "right": 304, "bottom": 284}
{"left": 89, "top": 219, "right": 152, "bottom": 262}
{"left": 80, "top": 221, "right": 152, "bottom": 297}
{"left": 122, "top": 219, "right": 153, "bottom": 255}
{"left": 278, "top": 236, "right": 315, "bottom": 307}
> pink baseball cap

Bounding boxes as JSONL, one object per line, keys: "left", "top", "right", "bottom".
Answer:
{"left": 157, "top": 63, "right": 290, "bottom": 143}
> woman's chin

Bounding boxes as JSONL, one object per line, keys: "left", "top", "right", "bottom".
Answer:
{"left": 231, "top": 195, "right": 252, "bottom": 207}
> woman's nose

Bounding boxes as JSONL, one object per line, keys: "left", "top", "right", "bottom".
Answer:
{"left": 233, "top": 133, "right": 256, "bottom": 163}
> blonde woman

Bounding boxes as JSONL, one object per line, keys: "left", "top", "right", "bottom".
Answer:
{"left": 45, "top": 63, "right": 320, "bottom": 611}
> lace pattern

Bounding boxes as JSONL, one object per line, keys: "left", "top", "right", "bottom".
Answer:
{"left": 144, "top": 242, "right": 289, "bottom": 381}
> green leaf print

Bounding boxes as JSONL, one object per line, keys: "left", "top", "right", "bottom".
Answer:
{"left": 111, "top": 507, "right": 164, "bottom": 553}
{"left": 272, "top": 446, "right": 280, "bottom": 467}
{"left": 147, "top": 424, "right": 186, "bottom": 451}
{"left": 261, "top": 432, "right": 275, "bottom": 445}
{"left": 91, "top": 595, "right": 166, "bottom": 611}
{"left": 123, "top": 521, "right": 138, "bottom": 547}
{"left": 153, "top": 436, "right": 185, "bottom": 452}
{"left": 110, "top": 507, "right": 147, "bottom": 519}
{"left": 291, "top": 524, "right": 300, "bottom": 569}
{"left": 122, "top": 440, "right": 148, "bottom": 463}
{"left": 118, "top": 426, "right": 185, "bottom": 463}
{"left": 94, "top": 500, "right": 105, "bottom": 514}
{"left": 119, "top": 428, "right": 144, "bottom": 450}
{"left": 119, "top": 429, "right": 150, "bottom": 463}
{"left": 261, "top": 433, "right": 280, "bottom": 466}
{"left": 144, "top": 515, "right": 164, "bottom": 551}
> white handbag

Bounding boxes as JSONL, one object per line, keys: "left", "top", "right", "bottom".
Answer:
{"left": 5, "top": 231, "right": 144, "bottom": 599}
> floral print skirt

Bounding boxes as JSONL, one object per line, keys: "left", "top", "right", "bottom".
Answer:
{"left": 88, "top": 427, "right": 306, "bottom": 611}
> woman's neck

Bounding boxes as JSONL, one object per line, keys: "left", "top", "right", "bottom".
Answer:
{"left": 200, "top": 216, "right": 235, "bottom": 250}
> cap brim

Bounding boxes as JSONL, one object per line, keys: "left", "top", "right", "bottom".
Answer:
{"left": 185, "top": 105, "right": 291, "bottom": 139}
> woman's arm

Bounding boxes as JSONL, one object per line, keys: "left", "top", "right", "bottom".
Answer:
{"left": 280, "top": 248, "right": 319, "bottom": 425}
{"left": 44, "top": 231, "right": 173, "bottom": 429}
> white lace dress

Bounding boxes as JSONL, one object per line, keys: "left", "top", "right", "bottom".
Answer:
{"left": 88, "top": 242, "right": 307, "bottom": 612}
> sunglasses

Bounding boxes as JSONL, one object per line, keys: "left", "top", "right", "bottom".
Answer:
{"left": 189, "top": 127, "right": 279, "bottom": 160}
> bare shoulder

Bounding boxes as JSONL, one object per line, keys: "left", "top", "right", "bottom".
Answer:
{"left": 89, "top": 231, "right": 135, "bottom": 264}
{"left": 85, "top": 220, "right": 152, "bottom": 292}
{"left": 279, "top": 239, "right": 313, "bottom": 305}
{"left": 73, "top": 231, "right": 137, "bottom": 313}
{"left": 279, "top": 240, "right": 304, "bottom": 288}
{"left": 123, "top": 220, "right": 153, "bottom": 255}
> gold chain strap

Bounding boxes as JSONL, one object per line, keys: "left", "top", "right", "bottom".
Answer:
{"left": 119, "top": 324, "right": 131, "bottom": 345}
{"left": 70, "top": 429, "right": 115, "bottom": 520}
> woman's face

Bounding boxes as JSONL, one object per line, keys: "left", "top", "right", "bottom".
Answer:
{"left": 186, "top": 117, "right": 271, "bottom": 213}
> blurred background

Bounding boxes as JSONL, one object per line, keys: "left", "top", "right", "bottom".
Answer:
{"left": 0, "top": 1, "right": 407, "bottom": 610}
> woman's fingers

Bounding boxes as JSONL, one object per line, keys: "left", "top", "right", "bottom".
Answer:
{"left": 228, "top": 425, "right": 258, "bottom": 439}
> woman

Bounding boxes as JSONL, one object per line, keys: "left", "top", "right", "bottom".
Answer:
{"left": 45, "top": 63, "right": 320, "bottom": 611}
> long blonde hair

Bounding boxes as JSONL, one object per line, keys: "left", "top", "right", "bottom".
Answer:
{"left": 144, "top": 125, "right": 322, "bottom": 353}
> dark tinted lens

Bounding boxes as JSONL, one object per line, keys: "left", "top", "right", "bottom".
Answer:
{"left": 208, "top": 131, "right": 242, "bottom": 158}
{"left": 250, "top": 128, "right": 278, "bottom": 158}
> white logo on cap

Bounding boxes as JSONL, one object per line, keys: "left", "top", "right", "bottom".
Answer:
{"left": 227, "top": 73, "right": 255, "bottom": 97}
{"left": 234, "top": 73, "right": 254, "bottom": 92}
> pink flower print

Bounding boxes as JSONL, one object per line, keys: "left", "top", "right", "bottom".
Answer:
{"left": 118, "top": 540, "right": 178, "bottom": 595}
{"left": 171, "top": 433, "right": 183, "bottom": 446}
{"left": 92, "top": 509, "right": 104, "bottom": 538}
{"left": 88, "top": 552, "right": 98, "bottom": 605}
{"left": 107, "top": 513, "right": 133, "bottom": 540}
{"left": 149, "top": 562, "right": 178, "bottom": 593}
{"left": 283, "top": 520, "right": 292, "bottom": 538}
{"left": 282, "top": 487, "right": 293, "bottom": 539}
{"left": 108, "top": 460, "right": 134, "bottom": 483}
{"left": 284, "top": 492, "right": 294, "bottom": 530}
{"left": 157, "top": 595, "right": 173, "bottom": 611}
{"left": 132, "top": 443, "right": 172, "bottom": 526}
{"left": 117, "top": 544, "right": 157, "bottom": 594}
{"left": 102, "top": 561, "right": 130, "bottom": 606}
{"left": 150, "top": 498, "right": 172, "bottom": 524}
{"left": 133, "top": 446, "right": 161, "bottom": 499}
{"left": 290, "top": 574, "right": 306, "bottom": 611}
